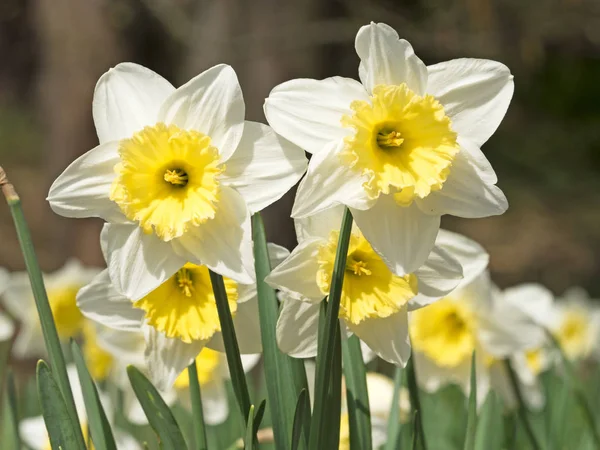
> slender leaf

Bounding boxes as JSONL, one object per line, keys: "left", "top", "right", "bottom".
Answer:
{"left": 187, "top": 361, "right": 208, "bottom": 450}
{"left": 253, "top": 399, "right": 267, "bottom": 435}
{"left": 342, "top": 334, "right": 372, "bottom": 450}
{"left": 385, "top": 366, "right": 403, "bottom": 450}
{"left": 5, "top": 371, "right": 20, "bottom": 450}
{"left": 309, "top": 208, "right": 353, "bottom": 450}
{"left": 209, "top": 271, "right": 254, "bottom": 426}
{"left": 504, "top": 359, "right": 543, "bottom": 450}
{"left": 325, "top": 325, "right": 343, "bottom": 450}
{"left": 291, "top": 389, "right": 310, "bottom": 450}
{"left": 546, "top": 331, "right": 600, "bottom": 448}
{"left": 406, "top": 355, "right": 427, "bottom": 450}
{"left": 411, "top": 411, "right": 421, "bottom": 450}
{"left": 475, "top": 393, "right": 503, "bottom": 450}
{"left": 252, "top": 213, "right": 309, "bottom": 449}
{"left": 37, "top": 360, "right": 84, "bottom": 450}
{"left": 126, "top": 365, "right": 187, "bottom": 450}
{"left": 245, "top": 405, "right": 255, "bottom": 450}
{"left": 464, "top": 352, "right": 477, "bottom": 450}
{"left": 70, "top": 340, "right": 117, "bottom": 450}
{"left": 0, "top": 169, "right": 85, "bottom": 448}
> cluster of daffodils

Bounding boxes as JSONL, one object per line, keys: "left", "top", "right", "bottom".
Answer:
{"left": 2, "top": 20, "right": 599, "bottom": 449}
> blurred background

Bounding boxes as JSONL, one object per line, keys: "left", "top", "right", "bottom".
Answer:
{"left": 1, "top": 0, "right": 600, "bottom": 295}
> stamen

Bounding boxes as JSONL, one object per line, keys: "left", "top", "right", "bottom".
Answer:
{"left": 346, "top": 258, "right": 371, "bottom": 276}
{"left": 176, "top": 268, "right": 194, "bottom": 297}
{"left": 164, "top": 168, "right": 189, "bottom": 186}
{"left": 376, "top": 130, "right": 404, "bottom": 149}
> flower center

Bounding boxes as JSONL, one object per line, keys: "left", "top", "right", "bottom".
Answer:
{"left": 340, "top": 83, "right": 459, "bottom": 205}
{"left": 316, "top": 231, "right": 418, "bottom": 325}
{"left": 110, "top": 123, "right": 224, "bottom": 241}
{"left": 556, "top": 310, "right": 590, "bottom": 360}
{"left": 174, "top": 348, "right": 221, "bottom": 389}
{"left": 410, "top": 297, "right": 477, "bottom": 368}
{"left": 47, "top": 285, "right": 84, "bottom": 339}
{"left": 525, "top": 349, "right": 543, "bottom": 376}
{"left": 82, "top": 323, "right": 113, "bottom": 381}
{"left": 134, "top": 263, "right": 238, "bottom": 343}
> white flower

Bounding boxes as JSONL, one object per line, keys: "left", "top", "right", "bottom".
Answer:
{"left": 1, "top": 260, "right": 100, "bottom": 357}
{"left": 264, "top": 22, "right": 511, "bottom": 275}
{"left": 48, "top": 63, "right": 307, "bottom": 300}
{"left": 19, "top": 365, "right": 140, "bottom": 450}
{"left": 76, "top": 242, "right": 288, "bottom": 390}
{"left": 409, "top": 273, "right": 546, "bottom": 408}
{"left": 267, "top": 205, "right": 488, "bottom": 366}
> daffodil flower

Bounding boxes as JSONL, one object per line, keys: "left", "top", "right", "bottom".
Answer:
{"left": 1, "top": 260, "right": 100, "bottom": 357}
{"left": 48, "top": 63, "right": 308, "bottom": 300}
{"left": 409, "top": 270, "right": 547, "bottom": 408}
{"left": 19, "top": 365, "right": 140, "bottom": 450}
{"left": 264, "top": 22, "right": 511, "bottom": 275}
{"left": 76, "top": 242, "right": 288, "bottom": 389}
{"left": 266, "top": 205, "right": 487, "bottom": 366}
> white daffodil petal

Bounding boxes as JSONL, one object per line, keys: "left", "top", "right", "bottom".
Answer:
{"left": 427, "top": 58, "right": 514, "bottom": 147}
{"left": 2, "top": 272, "right": 33, "bottom": 320}
{"left": 410, "top": 245, "right": 463, "bottom": 310}
{"left": 158, "top": 64, "right": 244, "bottom": 163}
{"left": 207, "top": 296, "right": 262, "bottom": 354}
{"left": 144, "top": 325, "right": 206, "bottom": 391}
{"left": 171, "top": 186, "right": 254, "bottom": 284}
{"left": 351, "top": 197, "right": 441, "bottom": 275}
{"left": 503, "top": 284, "right": 555, "bottom": 328}
{"left": 93, "top": 63, "right": 175, "bottom": 144}
{"left": 77, "top": 269, "right": 144, "bottom": 331}
{"left": 435, "top": 229, "right": 489, "bottom": 287}
{"left": 294, "top": 204, "right": 346, "bottom": 244}
{"left": 202, "top": 380, "right": 229, "bottom": 425}
{"left": 265, "top": 238, "right": 323, "bottom": 302}
{"left": 0, "top": 311, "right": 14, "bottom": 342}
{"left": 267, "top": 243, "right": 291, "bottom": 268}
{"left": 276, "top": 296, "right": 321, "bottom": 358}
{"left": 365, "top": 372, "right": 395, "bottom": 416}
{"left": 12, "top": 325, "right": 45, "bottom": 359}
{"left": 264, "top": 76, "right": 368, "bottom": 154}
{"left": 459, "top": 137, "right": 498, "bottom": 184}
{"left": 417, "top": 148, "right": 508, "bottom": 218}
{"left": 19, "top": 416, "right": 49, "bottom": 450}
{"left": 240, "top": 354, "right": 261, "bottom": 373}
{"left": 292, "top": 140, "right": 373, "bottom": 218}
{"left": 103, "top": 223, "right": 187, "bottom": 301}
{"left": 355, "top": 22, "right": 427, "bottom": 95}
{"left": 47, "top": 141, "right": 126, "bottom": 222}
{"left": 222, "top": 121, "right": 307, "bottom": 214}
{"left": 347, "top": 309, "right": 411, "bottom": 366}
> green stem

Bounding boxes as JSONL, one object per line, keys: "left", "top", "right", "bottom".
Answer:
{"left": 406, "top": 355, "right": 427, "bottom": 450}
{"left": 385, "top": 366, "right": 404, "bottom": 450}
{"left": 504, "top": 359, "right": 543, "bottom": 450}
{"left": 209, "top": 270, "right": 255, "bottom": 446}
{"left": 6, "top": 371, "right": 20, "bottom": 450}
{"left": 546, "top": 331, "right": 600, "bottom": 448}
{"left": 309, "top": 207, "right": 353, "bottom": 450}
{"left": 0, "top": 168, "right": 85, "bottom": 448}
{"left": 188, "top": 361, "right": 208, "bottom": 450}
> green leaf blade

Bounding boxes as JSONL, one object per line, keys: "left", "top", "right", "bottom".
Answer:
{"left": 463, "top": 352, "right": 477, "bottom": 450}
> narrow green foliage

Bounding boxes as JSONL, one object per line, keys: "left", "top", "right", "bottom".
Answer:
{"left": 504, "top": 359, "right": 543, "bottom": 450}
{"left": 385, "top": 366, "right": 403, "bottom": 450}
{"left": 546, "top": 331, "right": 600, "bottom": 448}
{"left": 291, "top": 389, "right": 310, "bottom": 450}
{"left": 406, "top": 355, "right": 427, "bottom": 450}
{"left": 1, "top": 175, "right": 83, "bottom": 446}
{"left": 245, "top": 405, "right": 255, "bottom": 450}
{"left": 253, "top": 399, "right": 267, "bottom": 436}
{"left": 463, "top": 352, "right": 477, "bottom": 450}
{"left": 309, "top": 208, "right": 353, "bottom": 450}
{"left": 6, "top": 371, "right": 20, "bottom": 450}
{"left": 209, "top": 271, "right": 254, "bottom": 427}
{"left": 342, "top": 334, "right": 372, "bottom": 450}
{"left": 411, "top": 411, "right": 421, "bottom": 450}
{"left": 126, "top": 365, "right": 187, "bottom": 450}
{"left": 37, "top": 360, "right": 84, "bottom": 450}
{"left": 325, "top": 326, "right": 343, "bottom": 450}
{"left": 475, "top": 394, "right": 503, "bottom": 450}
{"left": 187, "top": 361, "right": 208, "bottom": 450}
{"left": 70, "top": 340, "right": 117, "bottom": 450}
{"left": 251, "top": 213, "right": 309, "bottom": 449}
